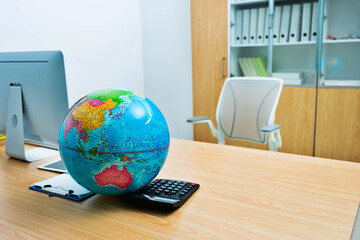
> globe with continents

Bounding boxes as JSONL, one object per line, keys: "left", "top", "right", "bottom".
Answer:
{"left": 58, "top": 89, "right": 170, "bottom": 195}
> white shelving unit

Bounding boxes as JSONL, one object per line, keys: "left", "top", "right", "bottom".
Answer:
{"left": 228, "top": 0, "right": 360, "bottom": 88}
{"left": 228, "top": 0, "right": 319, "bottom": 87}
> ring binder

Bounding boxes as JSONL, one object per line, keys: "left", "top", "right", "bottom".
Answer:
{"left": 264, "top": 7, "right": 269, "bottom": 44}
{"left": 311, "top": 2, "right": 318, "bottom": 41}
{"left": 242, "top": 9, "right": 250, "bottom": 44}
{"left": 249, "top": 8, "right": 258, "bottom": 44}
{"left": 257, "top": 8, "right": 266, "bottom": 44}
{"left": 235, "top": 10, "right": 243, "bottom": 45}
{"left": 289, "top": 4, "right": 301, "bottom": 43}
{"left": 273, "top": 6, "right": 282, "bottom": 42}
{"left": 279, "top": 5, "right": 291, "bottom": 43}
{"left": 301, "top": 3, "right": 312, "bottom": 42}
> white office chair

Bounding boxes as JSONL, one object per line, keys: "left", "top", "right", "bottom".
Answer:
{"left": 188, "top": 77, "right": 283, "bottom": 151}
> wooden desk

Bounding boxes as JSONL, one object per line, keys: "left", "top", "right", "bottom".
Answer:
{"left": 1, "top": 139, "right": 360, "bottom": 239}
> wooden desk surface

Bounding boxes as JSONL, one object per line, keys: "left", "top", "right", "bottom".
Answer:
{"left": 1, "top": 138, "right": 360, "bottom": 239}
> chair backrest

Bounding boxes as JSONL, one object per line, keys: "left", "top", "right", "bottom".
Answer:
{"left": 216, "top": 77, "right": 283, "bottom": 144}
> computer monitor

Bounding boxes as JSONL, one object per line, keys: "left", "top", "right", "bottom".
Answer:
{"left": 0, "top": 51, "right": 69, "bottom": 162}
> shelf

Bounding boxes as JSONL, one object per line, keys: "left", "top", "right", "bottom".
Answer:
{"left": 231, "top": 0, "right": 267, "bottom": 7}
{"left": 231, "top": 43, "right": 266, "bottom": 47}
{"left": 274, "top": 41, "right": 316, "bottom": 46}
{"left": 283, "top": 84, "right": 315, "bottom": 88}
{"left": 323, "top": 39, "right": 360, "bottom": 44}
{"left": 231, "top": 41, "right": 316, "bottom": 48}
{"left": 231, "top": 0, "right": 292, "bottom": 7}
{"left": 320, "top": 80, "right": 360, "bottom": 88}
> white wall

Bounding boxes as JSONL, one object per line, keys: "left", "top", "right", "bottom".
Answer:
{"left": 0, "top": 0, "right": 144, "bottom": 105}
{"left": 140, "top": 0, "right": 193, "bottom": 140}
{"left": 0, "top": 0, "right": 194, "bottom": 140}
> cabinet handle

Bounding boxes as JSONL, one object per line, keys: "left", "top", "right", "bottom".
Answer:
{"left": 221, "top": 57, "right": 226, "bottom": 78}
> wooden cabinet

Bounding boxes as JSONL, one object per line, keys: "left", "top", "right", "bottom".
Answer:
{"left": 191, "top": 0, "right": 228, "bottom": 144}
{"left": 190, "top": 0, "right": 359, "bottom": 162}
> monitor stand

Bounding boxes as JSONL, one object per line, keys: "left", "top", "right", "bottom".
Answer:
{"left": 5, "top": 84, "right": 59, "bottom": 162}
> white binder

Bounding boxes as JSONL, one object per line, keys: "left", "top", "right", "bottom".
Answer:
{"left": 242, "top": 9, "right": 250, "bottom": 44}
{"left": 264, "top": 7, "right": 269, "bottom": 44}
{"left": 249, "top": 8, "right": 258, "bottom": 44}
{"left": 256, "top": 8, "right": 266, "bottom": 44}
{"left": 279, "top": 5, "right": 291, "bottom": 43}
{"left": 311, "top": 2, "right": 318, "bottom": 42}
{"left": 301, "top": 3, "right": 312, "bottom": 42}
{"left": 273, "top": 6, "right": 282, "bottom": 42}
{"left": 235, "top": 10, "right": 243, "bottom": 45}
{"left": 289, "top": 4, "right": 301, "bottom": 42}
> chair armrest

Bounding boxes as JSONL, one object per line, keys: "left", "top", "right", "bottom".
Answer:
{"left": 260, "top": 124, "right": 280, "bottom": 133}
{"left": 187, "top": 117, "right": 222, "bottom": 143}
{"left": 187, "top": 116, "right": 210, "bottom": 123}
{"left": 262, "top": 124, "right": 282, "bottom": 151}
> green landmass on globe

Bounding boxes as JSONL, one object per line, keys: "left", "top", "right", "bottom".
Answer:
{"left": 59, "top": 89, "right": 170, "bottom": 195}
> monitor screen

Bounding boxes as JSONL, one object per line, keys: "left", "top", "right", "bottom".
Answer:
{"left": 0, "top": 51, "right": 69, "bottom": 159}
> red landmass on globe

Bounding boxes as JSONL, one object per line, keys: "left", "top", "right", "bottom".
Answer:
{"left": 88, "top": 99, "right": 105, "bottom": 107}
{"left": 94, "top": 164, "right": 133, "bottom": 189}
{"left": 64, "top": 116, "right": 76, "bottom": 140}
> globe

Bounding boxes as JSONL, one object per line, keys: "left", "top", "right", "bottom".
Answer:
{"left": 58, "top": 89, "right": 170, "bottom": 195}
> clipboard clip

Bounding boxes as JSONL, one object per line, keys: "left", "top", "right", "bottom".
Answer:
{"left": 43, "top": 184, "right": 75, "bottom": 197}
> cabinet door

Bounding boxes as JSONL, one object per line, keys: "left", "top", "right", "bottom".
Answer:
{"left": 275, "top": 87, "right": 317, "bottom": 156}
{"left": 315, "top": 89, "right": 360, "bottom": 162}
{"left": 191, "top": 0, "right": 228, "bottom": 143}
{"left": 315, "top": 0, "right": 360, "bottom": 162}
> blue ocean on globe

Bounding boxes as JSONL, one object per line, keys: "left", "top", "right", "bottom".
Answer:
{"left": 58, "top": 89, "right": 170, "bottom": 195}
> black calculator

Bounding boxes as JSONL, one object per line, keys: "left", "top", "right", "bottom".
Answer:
{"left": 122, "top": 179, "right": 200, "bottom": 208}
